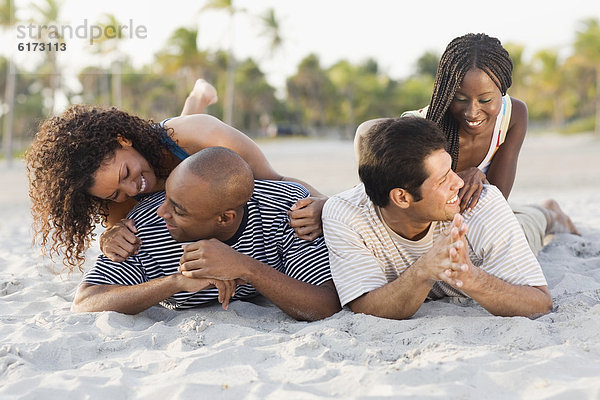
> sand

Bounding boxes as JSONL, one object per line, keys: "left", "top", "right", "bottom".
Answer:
{"left": 1, "top": 133, "right": 599, "bottom": 399}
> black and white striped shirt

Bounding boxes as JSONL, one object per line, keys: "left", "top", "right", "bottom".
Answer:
{"left": 84, "top": 180, "right": 332, "bottom": 310}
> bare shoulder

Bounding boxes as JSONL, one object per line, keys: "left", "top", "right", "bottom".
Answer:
{"left": 164, "top": 114, "right": 221, "bottom": 137}
{"left": 163, "top": 114, "right": 231, "bottom": 152}
{"left": 509, "top": 97, "right": 528, "bottom": 129}
{"left": 356, "top": 118, "right": 389, "bottom": 137}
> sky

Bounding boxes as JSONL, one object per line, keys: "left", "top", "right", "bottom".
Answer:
{"left": 7, "top": 0, "right": 600, "bottom": 99}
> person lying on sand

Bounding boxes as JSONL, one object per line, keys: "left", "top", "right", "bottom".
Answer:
{"left": 354, "top": 33, "right": 580, "bottom": 254}
{"left": 26, "top": 79, "right": 325, "bottom": 274}
{"left": 72, "top": 147, "right": 341, "bottom": 321}
{"left": 322, "top": 117, "right": 578, "bottom": 320}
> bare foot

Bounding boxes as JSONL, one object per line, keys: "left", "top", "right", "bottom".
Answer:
{"left": 189, "top": 79, "right": 218, "bottom": 107}
{"left": 540, "top": 199, "right": 580, "bottom": 235}
{"left": 180, "top": 79, "right": 218, "bottom": 116}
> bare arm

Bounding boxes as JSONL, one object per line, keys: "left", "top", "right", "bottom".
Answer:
{"left": 242, "top": 263, "right": 340, "bottom": 321}
{"left": 101, "top": 198, "right": 142, "bottom": 262}
{"left": 442, "top": 261, "right": 552, "bottom": 317}
{"left": 461, "top": 270, "right": 551, "bottom": 317}
{"left": 441, "top": 227, "right": 552, "bottom": 317}
{"left": 168, "top": 114, "right": 326, "bottom": 240}
{"left": 354, "top": 118, "right": 389, "bottom": 162}
{"left": 349, "top": 256, "right": 436, "bottom": 320}
{"left": 71, "top": 275, "right": 235, "bottom": 315}
{"left": 166, "top": 114, "right": 323, "bottom": 196}
{"left": 485, "top": 98, "right": 528, "bottom": 199}
{"left": 349, "top": 218, "right": 469, "bottom": 319}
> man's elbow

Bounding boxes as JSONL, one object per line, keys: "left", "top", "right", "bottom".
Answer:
{"left": 534, "top": 291, "right": 553, "bottom": 317}
{"left": 532, "top": 286, "right": 553, "bottom": 317}
{"left": 314, "top": 301, "right": 342, "bottom": 321}
{"left": 349, "top": 296, "right": 416, "bottom": 320}
{"left": 294, "top": 298, "right": 341, "bottom": 322}
{"left": 70, "top": 296, "right": 93, "bottom": 313}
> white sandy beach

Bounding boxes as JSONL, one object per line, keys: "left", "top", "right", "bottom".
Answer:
{"left": 1, "top": 133, "right": 599, "bottom": 399}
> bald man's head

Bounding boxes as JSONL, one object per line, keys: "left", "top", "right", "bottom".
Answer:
{"left": 157, "top": 147, "right": 255, "bottom": 242}
{"left": 179, "top": 146, "right": 254, "bottom": 210}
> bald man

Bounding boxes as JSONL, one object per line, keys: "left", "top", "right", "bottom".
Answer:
{"left": 73, "top": 147, "right": 340, "bottom": 321}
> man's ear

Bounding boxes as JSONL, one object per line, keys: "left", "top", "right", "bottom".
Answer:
{"left": 117, "top": 135, "right": 132, "bottom": 147}
{"left": 217, "top": 209, "right": 237, "bottom": 226}
{"left": 389, "top": 188, "right": 412, "bottom": 209}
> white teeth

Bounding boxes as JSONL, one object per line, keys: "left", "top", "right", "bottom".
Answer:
{"left": 466, "top": 120, "right": 483, "bottom": 127}
{"left": 447, "top": 195, "right": 458, "bottom": 204}
{"left": 140, "top": 176, "right": 147, "bottom": 193}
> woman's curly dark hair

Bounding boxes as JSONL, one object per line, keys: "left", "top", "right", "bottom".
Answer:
{"left": 26, "top": 105, "right": 172, "bottom": 272}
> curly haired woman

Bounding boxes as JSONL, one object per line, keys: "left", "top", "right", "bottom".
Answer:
{"left": 27, "top": 103, "right": 325, "bottom": 272}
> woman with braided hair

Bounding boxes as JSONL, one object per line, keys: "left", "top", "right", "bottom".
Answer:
{"left": 27, "top": 92, "right": 326, "bottom": 272}
{"left": 355, "top": 33, "right": 526, "bottom": 213}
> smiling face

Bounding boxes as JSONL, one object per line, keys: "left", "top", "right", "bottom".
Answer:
{"left": 449, "top": 67, "right": 503, "bottom": 136}
{"left": 156, "top": 168, "right": 222, "bottom": 242}
{"left": 410, "top": 149, "right": 464, "bottom": 222}
{"left": 87, "top": 138, "right": 157, "bottom": 203}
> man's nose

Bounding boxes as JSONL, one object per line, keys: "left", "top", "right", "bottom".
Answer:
{"left": 452, "top": 172, "right": 464, "bottom": 190}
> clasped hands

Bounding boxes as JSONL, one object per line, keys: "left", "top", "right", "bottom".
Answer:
{"left": 178, "top": 239, "right": 252, "bottom": 310}
{"left": 421, "top": 214, "right": 479, "bottom": 290}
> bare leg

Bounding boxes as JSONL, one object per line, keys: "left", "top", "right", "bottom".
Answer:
{"left": 536, "top": 199, "right": 580, "bottom": 236}
{"left": 180, "top": 79, "right": 218, "bottom": 116}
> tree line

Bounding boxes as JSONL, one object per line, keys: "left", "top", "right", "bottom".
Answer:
{"left": 1, "top": 0, "right": 599, "bottom": 160}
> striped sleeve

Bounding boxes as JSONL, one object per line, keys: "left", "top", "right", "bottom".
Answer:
{"left": 322, "top": 194, "right": 388, "bottom": 307}
{"left": 252, "top": 180, "right": 331, "bottom": 286}
{"left": 465, "top": 186, "right": 547, "bottom": 287}
{"left": 279, "top": 233, "right": 332, "bottom": 286}
{"left": 83, "top": 255, "right": 147, "bottom": 286}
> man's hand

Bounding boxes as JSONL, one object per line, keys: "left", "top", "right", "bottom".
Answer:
{"left": 100, "top": 219, "right": 142, "bottom": 262}
{"left": 437, "top": 226, "right": 475, "bottom": 289}
{"left": 287, "top": 196, "right": 327, "bottom": 241}
{"left": 177, "top": 274, "right": 237, "bottom": 310}
{"left": 417, "top": 214, "right": 469, "bottom": 284}
{"left": 179, "top": 239, "right": 253, "bottom": 281}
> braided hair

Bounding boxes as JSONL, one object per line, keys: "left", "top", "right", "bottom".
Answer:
{"left": 426, "top": 33, "right": 513, "bottom": 170}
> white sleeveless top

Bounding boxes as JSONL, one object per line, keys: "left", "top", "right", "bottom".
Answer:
{"left": 401, "top": 95, "right": 512, "bottom": 173}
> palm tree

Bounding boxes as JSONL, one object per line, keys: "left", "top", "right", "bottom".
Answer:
{"left": 155, "top": 26, "right": 209, "bottom": 111}
{"left": 1, "top": 0, "right": 15, "bottom": 164}
{"left": 573, "top": 18, "right": 600, "bottom": 137}
{"left": 532, "top": 49, "right": 568, "bottom": 130}
{"left": 92, "top": 13, "right": 128, "bottom": 106}
{"left": 202, "top": 0, "right": 245, "bottom": 125}
{"left": 259, "top": 8, "right": 283, "bottom": 58}
{"left": 30, "top": 0, "right": 63, "bottom": 115}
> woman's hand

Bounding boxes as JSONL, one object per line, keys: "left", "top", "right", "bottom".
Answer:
{"left": 457, "top": 167, "right": 488, "bottom": 213}
{"left": 287, "top": 196, "right": 328, "bottom": 241}
{"left": 100, "top": 219, "right": 142, "bottom": 262}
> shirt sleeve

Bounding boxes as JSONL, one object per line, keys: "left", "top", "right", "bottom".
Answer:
{"left": 465, "top": 186, "right": 547, "bottom": 287}
{"left": 322, "top": 197, "right": 389, "bottom": 307}
{"left": 278, "top": 231, "right": 333, "bottom": 287}
{"left": 83, "top": 254, "right": 148, "bottom": 286}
